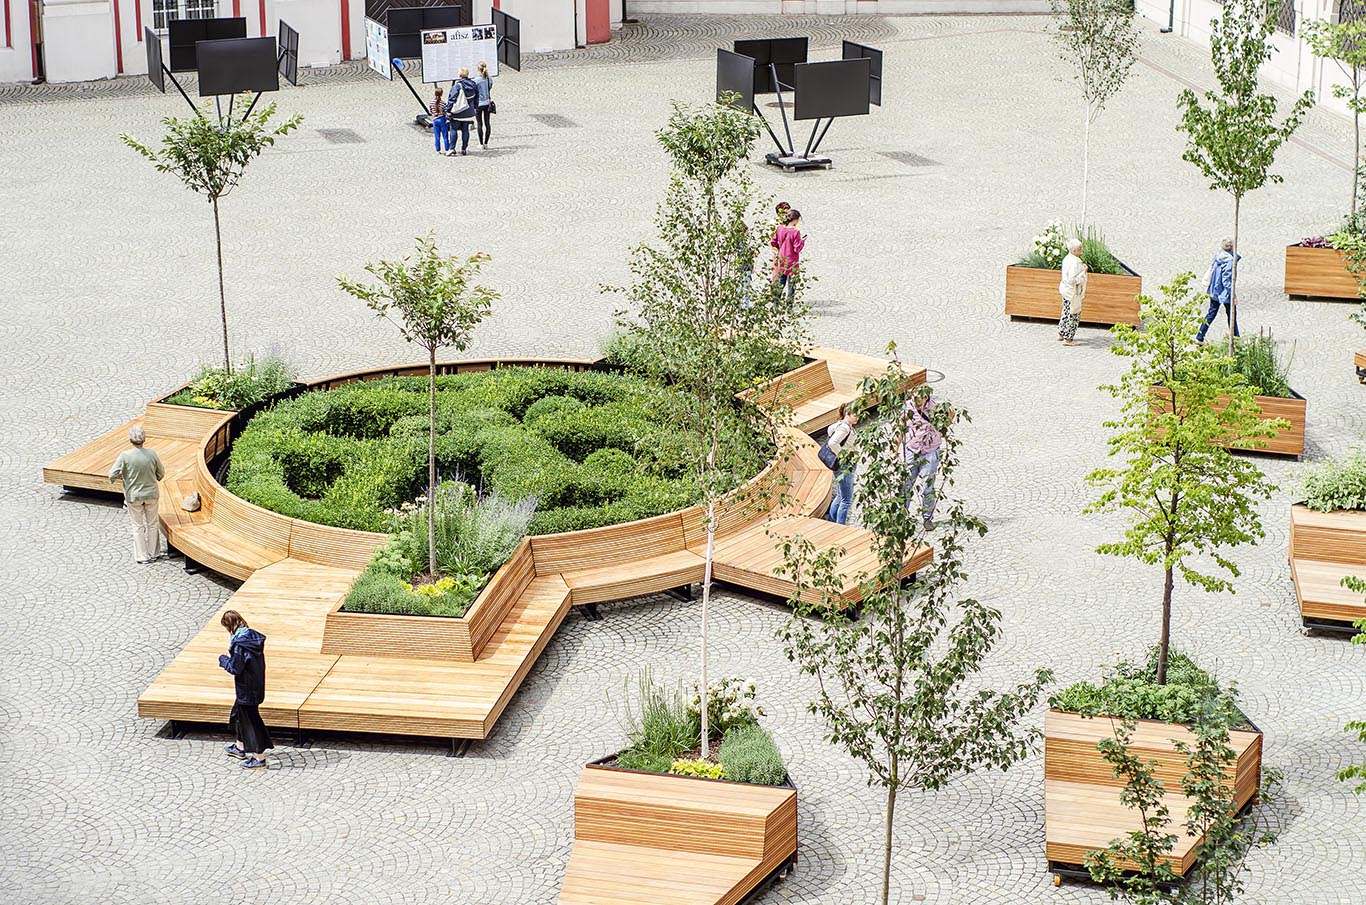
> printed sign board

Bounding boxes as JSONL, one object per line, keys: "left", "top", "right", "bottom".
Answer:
{"left": 365, "top": 18, "right": 393, "bottom": 80}
{"left": 419, "top": 25, "right": 498, "bottom": 83}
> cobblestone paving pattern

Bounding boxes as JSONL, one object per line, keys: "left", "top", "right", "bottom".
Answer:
{"left": 1, "top": 14, "right": 1364, "bottom": 905}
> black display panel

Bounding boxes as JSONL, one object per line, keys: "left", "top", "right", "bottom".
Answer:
{"left": 168, "top": 17, "right": 247, "bottom": 72}
{"left": 732, "top": 36, "right": 808, "bottom": 95}
{"left": 493, "top": 8, "right": 520, "bottom": 72}
{"left": 278, "top": 19, "right": 300, "bottom": 86}
{"left": 715, "top": 49, "right": 755, "bottom": 112}
{"left": 793, "top": 58, "right": 870, "bottom": 121}
{"left": 841, "top": 40, "right": 883, "bottom": 106}
{"left": 387, "top": 5, "right": 463, "bottom": 60}
{"left": 197, "top": 36, "right": 281, "bottom": 96}
{"left": 145, "top": 26, "right": 166, "bottom": 92}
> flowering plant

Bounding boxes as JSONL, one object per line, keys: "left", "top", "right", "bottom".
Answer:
{"left": 689, "top": 677, "right": 765, "bottom": 741}
{"left": 1028, "top": 220, "right": 1069, "bottom": 270}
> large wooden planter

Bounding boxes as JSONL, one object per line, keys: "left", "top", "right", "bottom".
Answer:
{"left": 1284, "top": 244, "right": 1359, "bottom": 300}
{"left": 1005, "top": 262, "right": 1142, "bottom": 327}
{"left": 559, "top": 761, "right": 798, "bottom": 904}
{"left": 1149, "top": 387, "right": 1307, "bottom": 458}
{"left": 1289, "top": 503, "right": 1366, "bottom": 630}
{"left": 1044, "top": 709, "right": 1263, "bottom": 879}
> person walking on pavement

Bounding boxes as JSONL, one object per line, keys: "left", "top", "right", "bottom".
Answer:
{"left": 219, "top": 610, "right": 272, "bottom": 770}
{"left": 900, "top": 386, "right": 952, "bottom": 532}
{"left": 771, "top": 208, "right": 805, "bottom": 298}
{"left": 1197, "top": 238, "right": 1241, "bottom": 345}
{"left": 824, "top": 404, "right": 859, "bottom": 525}
{"left": 1058, "top": 237, "right": 1087, "bottom": 346}
{"left": 108, "top": 424, "right": 165, "bottom": 563}
{"left": 473, "top": 61, "right": 494, "bottom": 149}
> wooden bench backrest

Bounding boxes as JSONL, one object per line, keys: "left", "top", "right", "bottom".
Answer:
{"left": 743, "top": 360, "right": 834, "bottom": 411}
{"left": 288, "top": 519, "right": 386, "bottom": 571}
{"left": 463, "top": 538, "right": 537, "bottom": 658}
{"left": 530, "top": 513, "right": 686, "bottom": 576}
{"left": 574, "top": 766, "right": 791, "bottom": 860}
{"left": 1290, "top": 505, "right": 1366, "bottom": 566}
{"left": 211, "top": 485, "right": 292, "bottom": 555}
{"left": 144, "top": 402, "right": 232, "bottom": 442}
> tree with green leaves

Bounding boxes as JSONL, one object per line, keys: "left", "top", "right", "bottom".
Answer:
{"left": 1176, "top": 0, "right": 1313, "bottom": 355}
{"left": 338, "top": 237, "right": 497, "bottom": 575}
{"left": 1339, "top": 575, "right": 1366, "bottom": 794}
{"left": 1087, "top": 696, "right": 1282, "bottom": 904}
{"left": 122, "top": 102, "right": 302, "bottom": 374}
{"left": 1304, "top": 17, "right": 1366, "bottom": 220}
{"left": 615, "top": 99, "right": 810, "bottom": 759}
{"left": 1086, "top": 274, "right": 1285, "bottom": 685}
{"left": 1049, "top": 0, "right": 1141, "bottom": 227}
{"left": 778, "top": 359, "right": 1051, "bottom": 905}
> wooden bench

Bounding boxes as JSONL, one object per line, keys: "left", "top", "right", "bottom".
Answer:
{"left": 533, "top": 513, "right": 707, "bottom": 606}
{"left": 1290, "top": 504, "right": 1366, "bottom": 628}
{"left": 1044, "top": 710, "right": 1262, "bottom": 877}
{"left": 559, "top": 765, "right": 797, "bottom": 905}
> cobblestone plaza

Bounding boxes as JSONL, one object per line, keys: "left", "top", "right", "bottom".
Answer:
{"left": 3, "top": 14, "right": 1365, "bottom": 904}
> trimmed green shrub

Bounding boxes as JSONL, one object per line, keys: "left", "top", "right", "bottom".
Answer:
{"left": 1049, "top": 648, "right": 1246, "bottom": 725}
{"left": 228, "top": 367, "right": 770, "bottom": 535}
{"left": 718, "top": 724, "right": 787, "bottom": 785}
{"left": 166, "top": 354, "right": 295, "bottom": 410}
{"left": 1300, "top": 451, "right": 1366, "bottom": 512}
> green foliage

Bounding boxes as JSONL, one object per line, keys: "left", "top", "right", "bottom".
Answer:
{"left": 165, "top": 353, "right": 295, "bottom": 410}
{"left": 1049, "top": 648, "right": 1242, "bottom": 724}
{"left": 688, "top": 677, "right": 764, "bottom": 743}
{"left": 669, "top": 758, "right": 727, "bottom": 779}
{"left": 1084, "top": 720, "right": 1179, "bottom": 901}
{"left": 718, "top": 724, "right": 787, "bottom": 785}
{"left": 1303, "top": 17, "right": 1366, "bottom": 219}
{"left": 619, "top": 671, "right": 701, "bottom": 764}
{"left": 1018, "top": 220, "right": 1126, "bottom": 275}
{"left": 1086, "top": 274, "right": 1282, "bottom": 683}
{"left": 779, "top": 353, "right": 1052, "bottom": 905}
{"left": 1229, "top": 331, "right": 1293, "bottom": 398}
{"left": 340, "top": 559, "right": 477, "bottom": 617}
{"left": 1299, "top": 451, "right": 1366, "bottom": 512}
{"left": 602, "top": 329, "right": 804, "bottom": 385}
{"left": 1342, "top": 578, "right": 1366, "bottom": 794}
{"left": 227, "top": 368, "right": 761, "bottom": 533}
{"left": 615, "top": 749, "right": 674, "bottom": 773}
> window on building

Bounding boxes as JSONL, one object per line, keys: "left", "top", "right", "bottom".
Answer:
{"left": 1273, "top": 0, "right": 1296, "bottom": 36}
{"left": 1340, "top": 0, "right": 1366, "bottom": 25}
{"left": 153, "top": 0, "right": 219, "bottom": 33}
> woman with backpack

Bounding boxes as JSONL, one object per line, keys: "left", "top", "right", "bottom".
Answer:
{"left": 473, "top": 61, "right": 495, "bottom": 149}
{"left": 823, "top": 404, "right": 859, "bottom": 525}
{"left": 445, "top": 69, "right": 479, "bottom": 156}
{"left": 218, "top": 609, "right": 272, "bottom": 769}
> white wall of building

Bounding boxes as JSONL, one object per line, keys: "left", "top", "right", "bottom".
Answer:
{"left": 0, "top": 0, "right": 37, "bottom": 83}
{"left": 627, "top": 0, "right": 1048, "bottom": 13}
{"left": 498, "top": 0, "right": 576, "bottom": 52}
{"left": 42, "top": 0, "right": 116, "bottom": 81}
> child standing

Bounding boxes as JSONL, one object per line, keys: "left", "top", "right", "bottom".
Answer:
{"left": 430, "top": 86, "right": 450, "bottom": 155}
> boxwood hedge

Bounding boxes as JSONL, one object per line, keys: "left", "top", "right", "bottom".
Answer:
{"left": 228, "top": 367, "right": 769, "bottom": 535}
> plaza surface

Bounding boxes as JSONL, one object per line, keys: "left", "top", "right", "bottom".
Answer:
{"left": 2, "top": 13, "right": 1365, "bottom": 904}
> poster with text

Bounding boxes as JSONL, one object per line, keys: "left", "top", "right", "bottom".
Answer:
{"left": 420, "top": 26, "right": 499, "bottom": 84}
{"left": 365, "top": 18, "right": 392, "bottom": 80}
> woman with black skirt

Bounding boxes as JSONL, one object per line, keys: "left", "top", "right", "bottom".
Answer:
{"left": 218, "top": 610, "right": 272, "bottom": 769}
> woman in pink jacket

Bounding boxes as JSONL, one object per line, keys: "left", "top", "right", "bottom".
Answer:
{"left": 770, "top": 208, "right": 805, "bottom": 298}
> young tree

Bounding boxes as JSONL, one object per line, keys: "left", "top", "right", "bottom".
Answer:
{"left": 616, "top": 99, "right": 810, "bottom": 758}
{"left": 122, "top": 102, "right": 302, "bottom": 374}
{"left": 1049, "top": 0, "right": 1141, "bottom": 227}
{"left": 1087, "top": 697, "right": 1283, "bottom": 904}
{"left": 1086, "top": 274, "right": 1285, "bottom": 685}
{"left": 1176, "top": 0, "right": 1313, "bottom": 355}
{"left": 779, "top": 361, "right": 1051, "bottom": 905}
{"left": 1303, "top": 17, "right": 1366, "bottom": 219}
{"left": 1339, "top": 576, "right": 1366, "bottom": 794}
{"left": 338, "top": 238, "right": 497, "bottom": 575}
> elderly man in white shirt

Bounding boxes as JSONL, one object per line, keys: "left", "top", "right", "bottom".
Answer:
{"left": 1057, "top": 237, "right": 1088, "bottom": 346}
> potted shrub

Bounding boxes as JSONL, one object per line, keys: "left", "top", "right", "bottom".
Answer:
{"left": 1006, "top": 221, "right": 1142, "bottom": 326}
{"left": 1290, "top": 451, "right": 1366, "bottom": 631}
{"left": 1226, "top": 331, "right": 1305, "bottom": 457}
{"left": 560, "top": 673, "right": 797, "bottom": 901}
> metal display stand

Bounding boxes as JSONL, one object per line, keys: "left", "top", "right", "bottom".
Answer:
{"left": 757, "top": 63, "right": 833, "bottom": 172}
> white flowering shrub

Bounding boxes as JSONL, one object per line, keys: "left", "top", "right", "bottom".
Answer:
{"left": 1029, "top": 220, "right": 1069, "bottom": 270}
{"left": 689, "top": 677, "right": 765, "bottom": 741}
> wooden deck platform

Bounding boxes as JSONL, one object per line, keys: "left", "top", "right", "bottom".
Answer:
{"left": 1289, "top": 504, "right": 1366, "bottom": 627}
{"left": 49, "top": 351, "right": 933, "bottom": 744}
{"left": 559, "top": 766, "right": 797, "bottom": 905}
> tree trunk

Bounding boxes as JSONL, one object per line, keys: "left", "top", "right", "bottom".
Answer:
{"left": 428, "top": 346, "right": 438, "bottom": 577}
{"left": 1081, "top": 102, "right": 1090, "bottom": 229}
{"left": 1157, "top": 561, "right": 1174, "bottom": 686}
{"left": 881, "top": 756, "right": 898, "bottom": 905}
{"left": 211, "top": 195, "right": 230, "bottom": 375}
{"left": 1228, "top": 195, "right": 1240, "bottom": 359}
{"left": 700, "top": 495, "right": 716, "bottom": 759}
{"left": 1354, "top": 82, "right": 1361, "bottom": 219}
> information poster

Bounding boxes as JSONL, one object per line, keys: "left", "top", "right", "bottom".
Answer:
{"left": 365, "top": 18, "right": 392, "bottom": 80}
{"left": 420, "top": 25, "right": 499, "bottom": 83}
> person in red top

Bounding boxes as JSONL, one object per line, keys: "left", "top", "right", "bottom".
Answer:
{"left": 770, "top": 208, "right": 805, "bottom": 298}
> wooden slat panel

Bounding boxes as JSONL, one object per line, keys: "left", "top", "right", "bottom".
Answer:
{"left": 1289, "top": 505, "right": 1366, "bottom": 565}
{"left": 1151, "top": 388, "right": 1306, "bottom": 457}
{"left": 142, "top": 402, "right": 234, "bottom": 441}
{"left": 1045, "top": 780, "right": 1199, "bottom": 875}
{"left": 740, "top": 359, "right": 835, "bottom": 410}
{"left": 1284, "top": 245, "right": 1359, "bottom": 300}
{"left": 563, "top": 550, "right": 707, "bottom": 605}
{"left": 1005, "top": 265, "right": 1142, "bottom": 326}
{"left": 1290, "top": 557, "right": 1366, "bottom": 622}
{"left": 559, "top": 839, "right": 759, "bottom": 905}
{"left": 531, "top": 513, "right": 686, "bottom": 576}
{"left": 465, "top": 538, "right": 536, "bottom": 658}
{"left": 287, "top": 519, "right": 386, "bottom": 571}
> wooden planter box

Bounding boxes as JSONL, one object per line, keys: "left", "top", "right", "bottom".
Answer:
{"left": 1289, "top": 504, "right": 1366, "bottom": 629}
{"left": 560, "top": 760, "right": 798, "bottom": 904}
{"left": 1149, "top": 387, "right": 1306, "bottom": 458}
{"left": 1284, "top": 244, "right": 1359, "bottom": 300}
{"left": 321, "top": 537, "right": 535, "bottom": 661}
{"left": 1044, "top": 709, "right": 1263, "bottom": 879}
{"left": 1005, "top": 262, "right": 1142, "bottom": 327}
{"left": 1356, "top": 350, "right": 1366, "bottom": 383}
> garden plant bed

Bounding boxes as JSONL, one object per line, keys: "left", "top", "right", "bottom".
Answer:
{"left": 1284, "top": 244, "right": 1359, "bottom": 300}
{"left": 1289, "top": 503, "right": 1366, "bottom": 631}
{"left": 559, "top": 760, "right": 798, "bottom": 905}
{"left": 1149, "top": 386, "right": 1307, "bottom": 458}
{"left": 1005, "top": 262, "right": 1142, "bottom": 327}
{"left": 1043, "top": 709, "right": 1263, "bottom": 880}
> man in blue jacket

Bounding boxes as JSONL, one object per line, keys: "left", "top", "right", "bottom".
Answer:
{"left": 1197, "top": 238, "right": 1241, "bottom": 344}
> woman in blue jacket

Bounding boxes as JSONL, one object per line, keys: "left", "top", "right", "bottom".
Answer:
{"left": 474, "top": 61, "right": 494, "bottom": 148}
{"left": 218, "top": 610, "right": 272, "bottom": 769}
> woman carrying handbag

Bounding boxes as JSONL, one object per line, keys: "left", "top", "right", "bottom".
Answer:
{"left": 474, "top": 61, "right": 495, "bottom": 149}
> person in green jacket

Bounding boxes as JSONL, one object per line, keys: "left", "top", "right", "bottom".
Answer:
{"left": 109, "top": 425, "right": 165, "bottom": 563}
